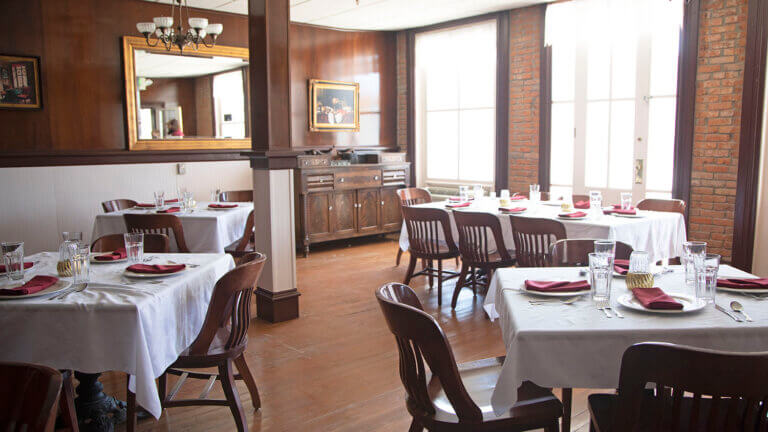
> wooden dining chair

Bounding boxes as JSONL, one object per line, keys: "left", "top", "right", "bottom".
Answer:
{"left": 225, "top": 210, "right": 255, "bottom": 261}
{"left": 589, "top": 342, "right": 768, "bottom": 431}
{"left": 0, "top": 362, "right": 63, "bottom": 432}
{"left": 101, "top": 199, "right": 137, "bottom": 213}
{"left": 395, "top": 188, "right": 433, "bottom": 266}
{"left": 124, "top": 214, "right": 191, "bottom": 253}
{"left": 571, "top": 194, "right": 590, "bottom": 204}
{"left": 91, "top": 233, "right": 170, "bottom": 253}
{"left": 550, "top": 239, "right": 634, "bottom": 266}
{"left": 635, "top": 198, "right": 686, "bottom": 216}
{"left": 376, "top": 283, "right": 562, "bottom": 432}
{"left": 401, "top": 206, "right": 460, "bottom": 306}
{"left": 126, "top": 252, "right": 267, "bottom": 432}
{"left": 509, "top": 216, "right": 567, "bottom": 268}
{"left": 220, "top": 190, "right": 254, "bottom": 202}
{"left": 452, "top": 211, "right": 516, "bottom": 309}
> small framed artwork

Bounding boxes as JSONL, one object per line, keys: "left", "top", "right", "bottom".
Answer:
{"left": 0, "top": 55, "right": 41, "bottom": 109}
{"left": 309, "top": 79, "right": 359, "bottom": 132}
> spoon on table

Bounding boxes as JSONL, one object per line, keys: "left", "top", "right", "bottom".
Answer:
{"left": 529, "top": 297, "right": 580, "bottom": 306}
{"left": 730, "top": 301, "right": 753, "bottom": 322}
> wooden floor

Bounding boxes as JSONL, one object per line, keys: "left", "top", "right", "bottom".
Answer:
{"left": 102, "top": 236, "right": 604, "bottom": 431}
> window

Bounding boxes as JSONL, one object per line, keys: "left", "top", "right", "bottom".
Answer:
{"left": 546, "top": 0, "right": 682, "bottom": 203}
{"left": 415, "top": 20, "right": 497, "bottom": 188}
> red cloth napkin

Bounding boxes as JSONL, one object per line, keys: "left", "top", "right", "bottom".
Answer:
{"left": 525, "top": 280, "right": 590, "bottom": 293}
{"left": 559, "top": 211, "right": 587, "bottom": 218}
{"left": 208, "top": 203, "right": 238, "bottom": 209}
{"left": 0, "top": 275, "right": 59, "bottom": 296}
{"left": 604, "top": 208, "right": 637, "bottom": 215}
{"left": 717, "top": 278, "right": 768, "bottom": 289}
{"left": 136, "top": 203, "right": 156, "bottom": 207}
{"left": 510, "top": 195, "right": 526, "bottom": 201}
{"left": 614, "top": 259, "right": 630, "bottom": 275}
{"left": 0, "top": 262, "right": 33, "bottom": 272}
{"left": 448, "top": 196, "right": 475, "bottom": 202}
{"left": 632, "top": 287, "right": 683, "bottom": 310}
{"left": 499, "top": 207, "right": 527, "bottom": 213}
{"left": 157, "top": 207, "right": 181, "bottom": 213}
{"left": 574, "top": 200, "right": 590, "bottom": 209}
{"left": 446, "top": 202, "right": 471, "bottom": 208}
{"left": 165, "top": 198, "right": 179, "bottom": 203}
{"left": 126, "top": 264, "right": 186, "bottom": 274}
{"left": 94, "top": 248, "right": 127, "bottom": 261}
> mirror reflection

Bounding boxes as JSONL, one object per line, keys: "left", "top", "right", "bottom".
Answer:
{"left": 134, "top": 50, "right": 250, "bottom": 140}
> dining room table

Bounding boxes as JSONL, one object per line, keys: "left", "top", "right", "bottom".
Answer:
{"left": 91, "top": 201, "right": 253, "bottom": 253}
{"left": 482, "top": 264, "right": 768, "bottom": 419}
{"left": 0, "top": 251, "right": 235, "bottom": 427}
{"left": 398, "top": 198, "right": 687, "bottom": 263}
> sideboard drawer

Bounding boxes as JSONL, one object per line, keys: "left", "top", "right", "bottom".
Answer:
{"left": 303, "top": 173, "right": 334, "bottom": 192}
{"left": 334, "top": 169, "right": 382, "bottom": 190}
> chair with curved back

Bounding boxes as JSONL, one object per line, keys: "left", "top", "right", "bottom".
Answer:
{"left": 91, "top": 233, "right": 170, "bottom": 253}
{"left": 589, "top": 342, "right": 768, "bottom": 431}
{"left": 452, "top": 211, "right": 516, "bottom": 309}
{"left": 376, "top": 283, "right": 562, "bottom": 432}
{"left": 571, "top": 194, "right": 590, "bottom": 206}
{"left": 225, "top": 210, "right": 255, "bottom": 261}
{"left": 395, "top": 188, "right": 433, "bottom": 266}
{"left": 0, "top": 362, "right": 63, "bottom": 432}
{"left": 101, "top": 199, "right": 138, "bottom": 213}
{"left": 550, "top": 239, "right": 634, "bottom": 267}
{"left": 635, "top": 198, "right": 686, "bottom": 216}
{"left": 123, "top": 214, "right": 191, "bottom": 253}
{"left": 126, "top": 252, "right": 267, "bottom": 432}
{"left": 401, "top": 206, "right": 460, "bottom": 306}
{"left": 220, "top": 190, "right": 254, "bottom": 202}
{"left": 509, "top": 216, "right": 567, "bottom": 268}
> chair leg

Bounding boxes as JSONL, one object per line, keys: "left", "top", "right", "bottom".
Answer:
{"left": 158, "top": 371, "right": 167, "bottom": 405}
{"left": 403, "top": 255, "right": 417, "bottom": 285}
{"left": 545, "top": 419, "right": 561, "bottom": 432}
{"left": 126, "top": 375, "right": 136, "bottom": 432}
{"left": 437, "top": 259, "right": 443, "bottom": 306}
{"left": 427, "top": 259, "right": 434, "bottom": 288}
{"left": 234, "top": 354, "right": 261, "bottom": 411}
{"left": 562, "top": 387, "right": 572, "bottom": 432}
{"left": 60, "top": 370, "right": 79, "bottom": 432}
{"left": 455, "top": 256, "right": 459, "bottom": 267}
{"left": 396, "top": 248, "right": 404, "bottom": 266}
{"left": 451, "top": 263, "right": 469, "bottom": 309}
{"left": 408, "top": 418, "right": 423, "bottom": 432}
{"left": 219, "top": 359, "right": 248, "bottom": 432}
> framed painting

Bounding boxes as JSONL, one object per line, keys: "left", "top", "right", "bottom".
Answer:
{"left": 309, "top": 79, "right": 359, "bottom": 132}
{"left": 0, "top": 55, "right": 41, "bottom": 109}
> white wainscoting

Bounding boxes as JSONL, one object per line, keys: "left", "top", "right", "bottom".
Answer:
{"left": 0, "top": 161, "right": 252, "bottom": 254}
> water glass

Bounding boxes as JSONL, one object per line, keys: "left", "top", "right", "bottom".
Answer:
{"left": 124, "top": 233, "right": 144, "bottom": 263}
{"left": 589, "top": 253, "right": 613, "bottom": 302}
{"left": 70, "top": 244, "right": 90, "bottom": 284}
{"left": 593, "top": 240, "right": 616, "bottom": 258}
{"left": 529, "top": 184, "right": 541, "bottom": 202}
{"left": 473, "top": 184, "right": 484, "bottom": 200}
{"left": 589, "top": 191, "right": 602, "bottom": 216}
{"left": 696, "top": 253, "right": 720, "bottom": 304}
{"left": 620, "top": 192, "right": 633, "bottom": 210}
{"left": 62, "top": 231, "right": 83, "bottom": 243}
{"left": 459, "top": 185, "right": 470, "bottom": 201}
{"left": 210, "top": 188, "right": 222, "bottom": 203}
{"left": 154, "top": 191, "right": 165, "bottom": 209}
{"left": 2, "top": 241, "right": 25, "bottom": 281}
{"left": 182, "top": 191, "right": 194, "bottom": 212}
{"left": 683, "top": 241, "right": 706, "bottom": 290}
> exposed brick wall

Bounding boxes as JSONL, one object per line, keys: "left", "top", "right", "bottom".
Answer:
{"left": 396, "top": 31, "right": 408, "bottom": 153}
{"left": 689, "top": 0, "right": 748, "bottom": 262}
{"left": 507, "top": 5, "right": 545, "bottom": 193}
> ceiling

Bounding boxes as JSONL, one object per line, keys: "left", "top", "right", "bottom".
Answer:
{"left": 135, "top": 50, "right": 248, "bottom": 78}
{"left": 140, "top": 0, "right": 551, "bottom": 31}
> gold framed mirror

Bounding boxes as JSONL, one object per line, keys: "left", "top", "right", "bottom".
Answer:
{"left": 122, "top": 36, "right": 251, "bottom": 151}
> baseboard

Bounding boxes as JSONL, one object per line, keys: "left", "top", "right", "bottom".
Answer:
{"left": 254, "top": 287, "right": 300, "bottom": 323}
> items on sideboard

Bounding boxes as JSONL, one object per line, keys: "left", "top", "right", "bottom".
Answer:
{"left": 309, "top": 79, "right": 359, "bottom": 131}
{"left": 0, "top": 54, "right": 42, "bottom": 110}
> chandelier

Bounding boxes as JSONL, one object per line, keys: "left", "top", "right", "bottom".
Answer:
{"left": 136, "top": 0, "right": 223, "bottom": 53}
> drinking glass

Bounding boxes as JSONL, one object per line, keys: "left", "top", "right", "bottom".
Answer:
{"left": 620, "top": 192, "right": 633, "bottom": 210}
{"left": 124, "top": 233, "right": 144, "bottom": 264}
{"left": 70, "top": 244, "right": 90, "bottom": 284}
{"left": 182, "top": 191, "right": 194, "bottom": 212}
{"left": 154, "top": 191, "right": 165, "bottom": 209}
{"left": 529, "top": 184, "right": 541, "bottom": 202}
{"left": 2, "top": 241, "right": 25, "bottom": 281}
{"left": 696, "top": 253, "right": 720, "bottom": 304}
{"left": 593, "top": 240, "right": 616, "bottom": 258}
{"left": 626, "top": 251, "right": 654, "bottom": 289}
{"left": 683, "top": 241, "right": 706, "bottom": 291}
{"left": 459, "top": 185, "right": 470, "bottom": 202}
{"left": 62, "top": 232, "right": 83, "bottom": 243}
{"left": 589, "top": 253, "right": 613, "bottom": 302}
{"left": 473, "top": 184, "right": 484, "bottom": 200}
{"left": 589, "top": 191, "right": 602, "bottom": 216}
{"left": 210, "top": 188, "right": 222, "bottom": 203}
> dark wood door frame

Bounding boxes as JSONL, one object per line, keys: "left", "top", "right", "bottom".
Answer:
{"left": 406, "top": 12, "right": 511, "bottom": 190}
{"left": 539, "top": 44, "right": 552, "bottom": 191}
{"left": 731, "top": 0, "right": 768, "bottom": 271}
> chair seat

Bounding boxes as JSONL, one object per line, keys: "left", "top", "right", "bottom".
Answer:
{"left": 173, "top": 332, "right": 245, "bottom": 368}
{"left": 589, "top": 391, "right": 715, "bottom": 432}
{"left": 427, "top": 356, "right": 562, "bottom": 426}
{"left": 410, "top": 239, "right": 460, "bottom": 259}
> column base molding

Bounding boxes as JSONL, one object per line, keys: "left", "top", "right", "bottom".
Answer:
{"left": 255, "top": 287, "right": 300, "bottom": 322}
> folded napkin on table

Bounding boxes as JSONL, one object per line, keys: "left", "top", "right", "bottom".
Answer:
{"left": 499, "top": 207, "right": 526, "bottom": 213}
{"left": 94, "top": 248, "right": 127, "bottom": 261}
{"left": 0, "top": 262, "right": 33, "bottom": 272}
{"left": 574, "top": 200, "right": 590, "bottom": 209}
{"left": 717, "top": 278, "right": 768, "bottom": 289}
{"left": 157, "top": 207, "right": 181, "bottom": 213}
{"left": 632, "top": 287, "right": 683, "bottom": 310}
{"left": 208, "top": 203, "right": 238, "bottom": 209}
{"left": 126, "top": 264, "right": 186, "bottom": 274}
{"left": 136, "top": 203, "right": 156, "bottom": 208}
{"left": 510, "top": 195, "right": 526, "bottom": 201}
{"left": 558, "top": 211, "right": 587, "bottom": 218}
{"left": 524, "top": 279, "right": 590, "bottom": 293}
{"left": 165, "top": 198, "right": 179, "bottom": 203}
{"left": 448, "top": 196, "right": 474, "bottom": 202}
{"left": 614, "top": 259, "right": 630, "bottom": 275}
{"left": 0, "top": 275, "right": 59, "bottom": 296}
{"left": 604, "top": 207, "right": 637, "bottom": 215}
{"left": 446, "top": 202, "right": 471, "bottom": 208}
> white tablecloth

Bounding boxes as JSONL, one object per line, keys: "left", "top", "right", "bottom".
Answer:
{"left": 399, "top": 200, "right": 687, "bottom": 263}
{"left": 91, "top": 202, "right": 253, "bottom": 253}
{"left": 0, "top": 252, "right": 235, "bottom": 419}
{"left": 483, "top": 265, "right": 765, "bottom": 416}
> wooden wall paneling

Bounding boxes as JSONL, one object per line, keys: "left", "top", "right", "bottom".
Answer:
{"left": 732, "top": 0, "right": 768, "bottom": 271}
{"left": 194, "top": 75, "right": 215, "bottom": 137}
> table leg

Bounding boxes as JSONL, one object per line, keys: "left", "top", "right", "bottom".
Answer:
{"left": 562, "top": 387, "right": 572, "bottom": 431}
{"left": 74, "top": 372, "right": 127, "bottom": 432}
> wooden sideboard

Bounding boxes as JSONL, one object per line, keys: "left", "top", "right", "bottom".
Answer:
{"left": 295, "top": 161, "right": 410, "bottom": 256}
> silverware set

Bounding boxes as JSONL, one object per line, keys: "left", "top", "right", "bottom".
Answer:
{"left": 716, "top": 301, "right": 753, "bottom": 322}
{"left": 596, "top": 300, "right": 623, "bottom": 318}
{"left": 48, "top": 283, "right": 88, "bottom": 301}
{"left": 529, "top": 297, "right": 580, "bottom": 306}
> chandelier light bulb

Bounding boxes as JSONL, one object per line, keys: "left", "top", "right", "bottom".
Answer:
{"left": 153, "top": 16, "right": 174, "bottom": 29}
{"left": 136, "top": 22, "right": 156, "bottom": 34}
{"left": 188, "top": 17, "right": 209, "bottom": 30}
{"left": 138, "top": 3, "right": 221, "bottom": 53}
{"left": 206, "top": 23, "right": 223, "bottom": 36}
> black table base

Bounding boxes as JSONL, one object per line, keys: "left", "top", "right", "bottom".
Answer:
{"left": 74, "top": 372, "right": 127, "bottom": 432}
